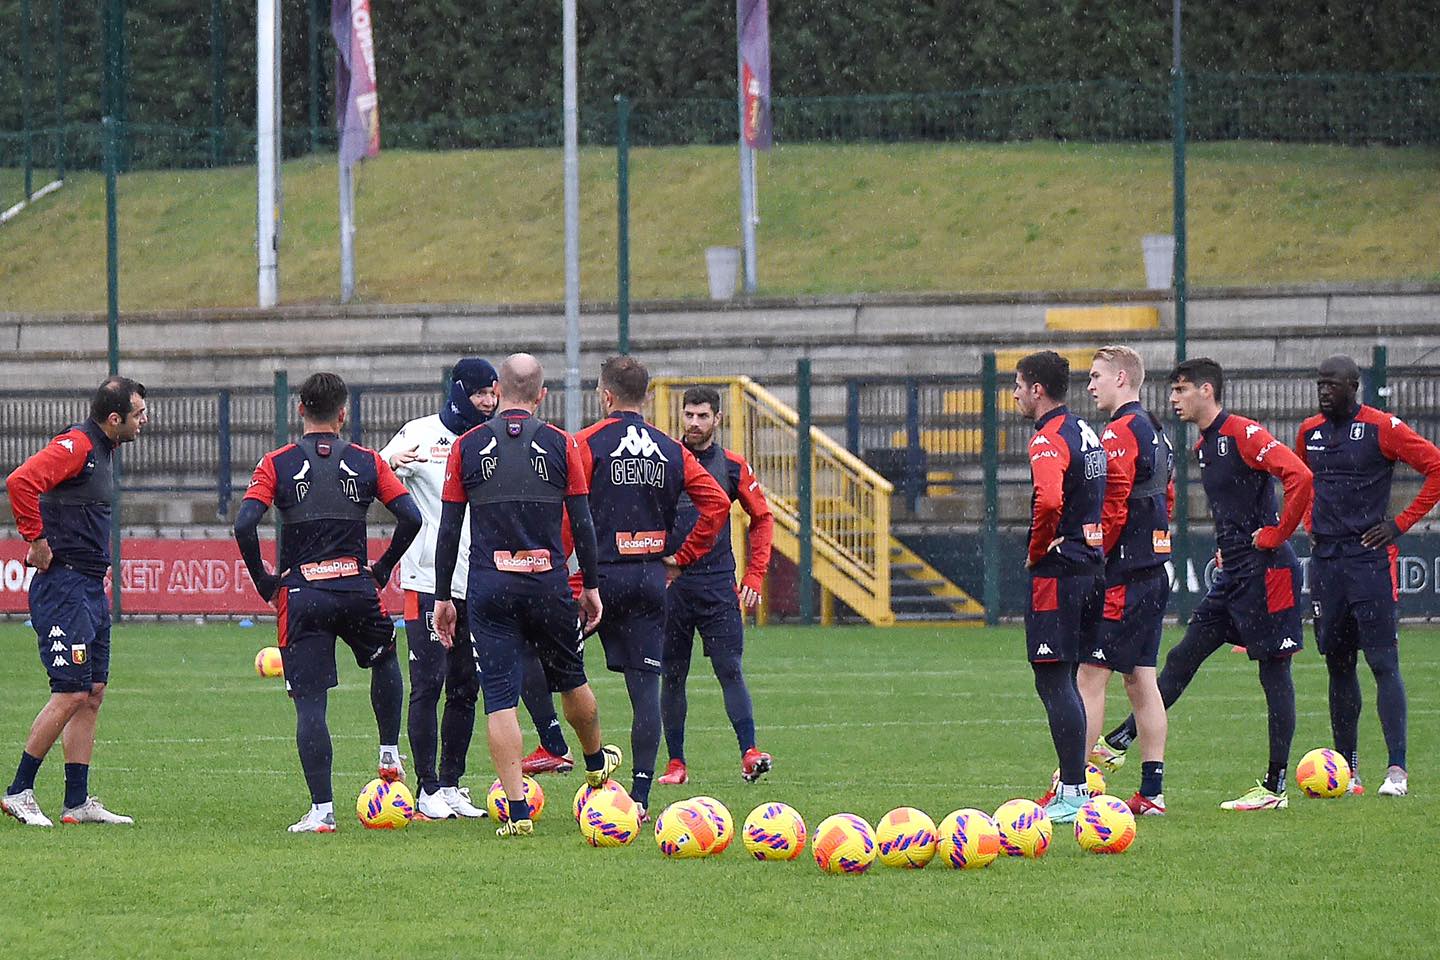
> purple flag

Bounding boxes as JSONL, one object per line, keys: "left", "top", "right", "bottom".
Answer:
{"left": 738, "top": 0, "right": 771, "bottom": 150}
{"left": 331, "top": 0, "right": 380, "bottom": 166}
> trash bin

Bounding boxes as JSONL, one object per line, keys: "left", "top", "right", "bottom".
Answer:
{"left": 1142, "top": 234, "right": 1175, "bottom": 289}
{"left": 705, "top": 246, "right": 741, "bottom": 300}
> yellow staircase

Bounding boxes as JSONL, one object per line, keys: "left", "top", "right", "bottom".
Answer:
{"left": 652, "top": 377, "right": 984, "bottom": 626}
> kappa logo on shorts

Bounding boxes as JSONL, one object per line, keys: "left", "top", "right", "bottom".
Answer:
{"left": 48, "top": 625, "right": 66, "bottom": 639}
{"left": 1036, "top": 644, "right": 1054, "bottom": 656}
{"left": 52, "top": 656, "right": 67, "bottom": 667}
{"left": 1279, "top": 637, "right": 1298, "bottom": 650}
{"left": 70, "top": 644, "right": 87, "bottom": 665}
{"left": 1091, "top": 649, "right": 1106, "bottom": 661}
{"left": 49, "top": 640, "right": 66, "bottom": 653}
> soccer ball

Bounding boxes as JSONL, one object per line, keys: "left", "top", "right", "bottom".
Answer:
{"left": 579, "top": 790, "right": 642, "bottom": 847}
{"left": 812, "top": 813, "right": 877, "bottom": 875}
{"left": 1051, "top": 763, "right": 1107, "bottom": 797}
{"left": 742, "top": 802, "right": 807, "bottom": 861}
{"left": 875, "top": 806, "right": 938, "bottom": 868}
{"left": 573, "top": 779, "right": 626, "bottom": 822}
{"left": 1074, "top": 795, "right": 1137, "bottom": 854}
{"left": 1296, "top": 748, "right": 1352, "bottom": 798}
{"left": 655, "top": 800, "right": 720, "bottom": 858}
{"left": 254, "top": 646, "right": 283, "bottom": 678}
{"left": 993, "top": 798, "right": 1053, "bottom": 858}
{"left": 356, "top": 778, "right": 414, "bottom": 829}
{"left": 935, "top": 808, "right": 1002, "bottom": 870}
{"left": 487, "top": 776, "right": 546, "bottom": 822}
{"left": 690, "top": 796, "right": 734, "bottom": 854}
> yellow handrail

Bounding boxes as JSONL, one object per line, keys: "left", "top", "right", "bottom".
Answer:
{"left": 652, "top": 376, "right": 894, "bottom": 625}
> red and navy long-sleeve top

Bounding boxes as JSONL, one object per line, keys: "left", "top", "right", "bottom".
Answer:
{"left": 1027, "top": 406, "right": 1107, "bottom": 575}
{"left": 1295, "top": 403, "right": 1440, "bottom": 559}
{"left": 1100, "top": 401, "right": 1175, "bottom": 580}
{"left": 574, "top": 411, "right": 730, "bottom": 566}
{"left": 244, "top": 433, "right": 410, "bottom": 592}
{"left": 668, "top": 442, "right": 774, "bottom": 590}
{"left": 6, "top": 419, "right": 117, "bottom": 578}
{"left": 1195, "top": 410, "right": 1312, "bottom": 575}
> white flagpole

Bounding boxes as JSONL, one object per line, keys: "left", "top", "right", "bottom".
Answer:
{"left": 339, "top": 160, "right": 355, "bottom": 302}
{"left": 562, "top": 0, "right": 582, "bottom": 431}
{"left": 256, "top": 0, "right": 281, "bottom": 308}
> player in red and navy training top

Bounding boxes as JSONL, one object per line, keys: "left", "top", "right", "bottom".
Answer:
{"left": 3, "top": 377, "right": 147, "bottom": 829}
{"left": 429, "top": 354, "right": 622, "bottom": 836}
{"left": 1104, "top": 358, "right": 1313, "bottom": 812}
{"left": 1075, "top": 346, "right": 1174, "bottom": 816}
{"left": 233, "top": 373, "right": 423, "bottom": 834}
{"left": 655, "top": 385, "right": 776, "bottom": 788}
{"left": 572, "top": 356, "right": 730, "bottom": 816}
{"left": 1014, "top": 351, "right": 1107, "bottom": 826}
{"left": 1294, "top": 354, "right": 1440, "bottom": 798}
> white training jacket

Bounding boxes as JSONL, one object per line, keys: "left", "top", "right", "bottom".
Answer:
{"left": 379, "top": 414, "right": 470, "bottom": 601}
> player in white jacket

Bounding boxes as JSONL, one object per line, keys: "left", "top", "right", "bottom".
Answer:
{"left": 380, "top": 359, "right": 575, "bottom": 819}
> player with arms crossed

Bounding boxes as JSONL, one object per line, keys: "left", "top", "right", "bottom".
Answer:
{"left": 235, "top": 373, "right": 422, "bottom": 833}
{"left": 656, "top": 385, "right": 775, "bottom": 786}
{"left": 1080, "top": 346, "right": 1174, "bottom": 815}
{"left": 431, "top": 354, "right": 621, "bottom": 837}
{"left": 3, "top": 377, "right": 147, "bottom": 827}
{"left": 1014, "top": 351, "right": 1107, "bottom": 825}
{"left": 1099, "top": 358, "right": 1312, "bottom": 810}
{"left": 574, "top": 356, "right": 731, "bottom": 817}
{"left": 1295, "top": 354, "right": 1440, "bottom": 798}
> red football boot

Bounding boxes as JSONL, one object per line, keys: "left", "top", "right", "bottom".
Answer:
{"left": 741, "top": 748, "right": 773, "bottom": 783}
{"left": 521, "top": 746, "right": 575, "bottom": 776}
{"left": 1127, "top": 791, "right": 1166, "bottom": 816}
{"left": 657, "top": 758, "right": 689, "bottom": 785}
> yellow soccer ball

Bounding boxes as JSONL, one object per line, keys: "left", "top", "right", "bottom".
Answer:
{"left": 935, "top": 808, "right": 1002, "bottom": 870}
{"left": 1051, "top": 763, "right": 1107, "bottom": 797}
{"left": 356, "top": 777, "right": 414, "bottom": 829}
{"left": 579, "top": 790, "right": 642, "bottom": 847}
{"left": 689, "top": 796, "right": 734, "bottom": 854}
{"left": 1296, "top": 748, "right": 1352, "bottom": 799}
{"left": 254, "top": 646, "right": 283, "bottom": 678}
{"left": 1074, "top": 794, "right": 1137, "bottom": 854}
{"left": 654, "top": 800, "right": 720, "bottom": 858}
{"left": 487, "top": 776, "right": 546, "bottom": 822}
{"left": 875, "top": 806, "right": 938, "bottom": 868}
{"left": 812, "top": 813, "right": 877, "bottom": 875}
{"left": 742, "top": 802, "right": 807, "bottom": 861}
{"left": 573, "top": 779, "right": 626, "bottom": 822}
{"left": 993, "top": 798, "right": 1053, "bottom": 859}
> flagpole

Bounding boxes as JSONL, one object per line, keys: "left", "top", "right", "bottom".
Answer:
{"left": 339, "top": 160, "right": 355, "bottom": 302}
{"left": 735, "top": 17, "right": 757, "bottom": 294}
{"left": 562, "top": 0, "right": 582, "bottom": 431}
{"left": 256, "top": 0, "right": 281, "bottom": 307}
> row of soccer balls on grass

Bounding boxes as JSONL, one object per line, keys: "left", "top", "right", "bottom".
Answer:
{"left": 356, "top": 775, "right": 1135, "bottom": 869}
{"left": 1059, "top": 749, "right": 1354, "bottom": 804}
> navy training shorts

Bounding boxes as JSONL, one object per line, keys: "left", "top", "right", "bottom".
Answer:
{"left": 1025, "top": 571, "right": 1102, "bottom": 665}
{"left": 1086, "top": 567, "right": 1170, "bottom": 674}
{"left": 467, "top": 571, "right": 587, "bottom": 715}
{"left": 1309, "top": 548, "right": 1398, "bottom": 656}
{"left": 276, "top": 584, "right": 397, "bottom": 695}
{"left": 30, "top": 565, "right": 111, "bottom": 693}
{"left": 663, "top": 573, "right": 745, "bottom": 665}
{"left": 597, "top": 561, "right": 667, "bottom": 674}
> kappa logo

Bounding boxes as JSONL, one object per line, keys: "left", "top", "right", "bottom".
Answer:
{"left": 1279, "top": 637, "right": 1298, "bottom": 650}
{"left": 1311, "top": 430, "right": 1323, "bottom": 440}
{"left": 49, "top": 640, "right": 66, "bottom": 653}
{"left": 52, "top": 656, "right": 67, "bottom": 668}
{"left": 1091, "top": 649, "right": 1106, "bottom": 661}
{"left": 608, "top": 425, "right": 668, "bottom": 461}
{"left": 48, "top": 625, "right": 66, "bottom": 639}
{"left": 1245, "top": 424, "right": 1261, "bottom": 438}
{"left": 1030, "top": 434, "right": 1051, "bottom": 447}
{"left": 57, "top": 438, "right": 74, "bottom": 452}
{"left": 1102, "top": 428, "right": 1119, "bottom": 442}
{"left": 1390, "top": 416, "right": 1402, "bottom": 428}
{"left": 1035, "top": 644, "right": 1054, "bottom": 657}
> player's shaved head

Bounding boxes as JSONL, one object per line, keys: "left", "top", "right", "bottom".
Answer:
{"left": 499, "top": 353, "right": 545, "bottom": 404}
{"left": 1318, "top": 354, "right": 1361, "bottom": 384}
{"left": 1316, "top": 354, "right": 1361, "bottom": 416}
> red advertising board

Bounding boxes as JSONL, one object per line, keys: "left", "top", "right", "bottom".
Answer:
{"left": 0, "top": 538, "right": 404, "bottom": 616}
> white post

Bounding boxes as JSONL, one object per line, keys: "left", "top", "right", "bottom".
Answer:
{"left": 256, "top": 0, "right": 281, "bottom": 308}
{"left": 339, "top": 161, "right": 355, "bottom": 302}
{"left": 562, "top": 0, "right": 582, "bottom": 431}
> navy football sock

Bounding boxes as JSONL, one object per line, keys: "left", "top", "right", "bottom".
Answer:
{"left": 583, "top": 749, "right": 606, "bottom": 773}
{"left": 1033, "top": 661, "right": 1087, "bottom": 785}
{"left": 370, "top": 650, "right": 404, "bottom": 747}
{"left": 1364, "top": 646, "right": 1408, "bottom": 769}
{"left": 1105, "top": 719, "right": 1137, "bottom": 751}
{"left": 294, "top": 691, "right": 334, "bottom": 805}
{"left": 1259, "top": 657, "right": 1295, "bottom": 786}
{"left": 507, "top": 797, "right": 530, "bottom": 822}
{"left": 711, "top": 652, "right": 756, "bottom": 752}
{"left": 521, "top": 649, "right": 568, "bottom": 756}
{"left": 1139, "top": 761, "right": 1164, "bottom": 798}
{"left": 1325, "top": 648, "right": 1362, "bottom": 773}
{"left": 63, "top": 763, "right": 89, "bottom": 809}
{"left": 660, "top": 660, "right": 689, "bottom": 763}
{"left": 7, "top": 751, "right": 43, "bottom": 795}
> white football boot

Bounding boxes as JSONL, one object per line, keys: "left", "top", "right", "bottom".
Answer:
{"left": 2, "top": 789, "right": 54, "bottom": 827}
{"left": 288, "top": 807, "right": 337, "bottom": 833}
{"left": 377, "top": 748, "right": 407, "bottom": 783}
{"left": 60, "top": 796, "right": 133, "bottom": 825}
{"left": 417, "top": 788, "right": 457, "bottom": 820}
{"left": 439, "top": 786, "right": 487, "bottom": 818}
{"left": 1378, "top": 767, "right": 1409, "bottom": 797}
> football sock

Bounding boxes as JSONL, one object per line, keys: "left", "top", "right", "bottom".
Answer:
{"left": 314, "top": 801, "right": 334, "bottom": 818}
{"left": 1364, "top": 646, "right": 1407, "bottom": 769}
{"left": 660, "top": 655, "right": 690, "bottom": 763}
{"left": 407, "top": 646, "right": 443, "bottom": 792}
{"left": 1032, "top": 661, "right": 1087, "bottom": 784}
{"left": 1264, "top": 763, "right": 1287, "bottom": 794}
{"left": 63, "top": 763, "right": 88, "bottom": 809}
{"left": 1105, "top": 721, "right": 1136, "bottom": 752}
{"left": 1325, "top": 648, "right": 1362, "bottom": 771}
{"left": 507, "top": 797, "right": 530, "bottom": 823}
{"left": 1140, "top": 761, "right": 1164, "bottom": 797}
{"left": 8, "top": 751, "right": 43, "bottom": 795}
{"left": 1258, "top": 657, "right": 1295, "bottom": 787}
{"left": 624, "top": 669, "right": 661, "bottom": 808}
{"left": 711, "top": 652, "right": 756, "bottom": 752}
{"left": 438, "top": 674, "right": 478, "bottom": 788}
{"left": 583, "top": 749, "right": 607, "bottom": 773}
{"left": 370, "top": 650, "right": 404, "bottom": 746}
{"left": 294, "top": 691, "right": 335, "bottom": 805}
{"left": 521, "top": 648, "right": 569, "bottom": 757}
{"left": 1058, "top": 782, "right": 1088, "bottom": 801}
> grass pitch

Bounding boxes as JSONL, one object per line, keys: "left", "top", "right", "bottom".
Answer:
{"left": 1, "top": 621, "right": 1436, "bottom": 959}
